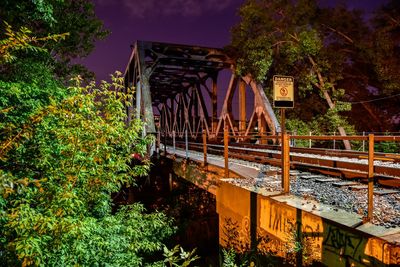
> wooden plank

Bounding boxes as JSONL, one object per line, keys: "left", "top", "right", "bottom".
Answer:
{"left": 349, "top": 185, "right": 368, "bottom": 190}
{"left": 315, "top": 178, "right": 341, "bottom": 183}
{"left": 299, "top": 175, "right": 326, "bottom": 180}
{"left": 373, "top": 189, "right": 400, "bottom": 195}
{"left": 264, "top": 180, "right": 281, "bottom": 185}
{"left": 332, "top": 181, "right": 359, "bottom": 187}
{"left": 359, "top": 155, "right": 394, "bottom": 161}
{"left": 298, "top": 188, "right": 313, "bottom": 193}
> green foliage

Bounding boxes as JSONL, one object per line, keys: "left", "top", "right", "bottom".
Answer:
{"left": 286, "top": 114, "right": 355, "bottom": 148}
{"left": 0, "top": 21, "right": 68, "bottom": 64}
{"left": 1, "top": 0, "right": 58, "bottom": 25}
{"left": 230, "top": 0, "right": 386, "bottom": 134}
{"left": 1, "top": 0, "right": 109, "bottom": 79}
{"left": 282, "top": 30, "right": 322, "bottom": 66}
{"left": 286, "top": 119, "right": 312, "bottom": 148}
{"left": 235, "top": 36, "right": 273, "bottom": 82}
{"left": 369, "top": 0, "right": 400, "bottom": 94}
{"left": 162, "top": 245, "right": 200, "bottom": 267}
{"left": 284, "top": 229, "right": 316, "bottom": 266}
{"left": 375, "top": 141, "right": 399, "bottom": 153}
{"left": 31, "top": 0, "right": 58, "bottom": 24}
{"left": 0, "top": 73, "right": 175, "bottom": 266}
{"left": 374, "top": 132, "right": 400, "bottom": 153}
{"left": 221, "top": 248, "right": 248, "bottom": 267}
{"left": 0, "top": 58, "right": 69, "bottom": 159}
{"left": 298, "top": 30, "right": 322, "bottom": 57}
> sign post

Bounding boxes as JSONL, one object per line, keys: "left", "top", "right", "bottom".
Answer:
{"left": 273, "top": 75, "right": 294, "bottom": 193}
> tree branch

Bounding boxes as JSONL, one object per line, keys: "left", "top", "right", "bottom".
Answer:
{"left": 322, "top": 24, "right": 354, "bottom": 44}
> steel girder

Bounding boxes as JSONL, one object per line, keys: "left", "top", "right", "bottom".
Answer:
{"left": 124, "top": 41, "right": 280, "bottom": 141}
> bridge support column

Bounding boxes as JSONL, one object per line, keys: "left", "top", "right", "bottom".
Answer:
{"left": 141, "top": 71, "right": 156, "bottom": 134}
{"left": 239, "top": 79, "right": 246, "bottom": 135}
{"left": 163, "top": 130, "right": 167, "bottom": 156}
{"left": 156, "top": 126, "right": 160, "bottom": 155}
{"left": 258, "top": 114, "right": 267, "bottom": 144}
{"left": 173, "top": 130, "right": 176, "bottom": 154}
{"left": 185, "top": 129, "right": 188, "bottom": 159}
{"left": 136, "top": 81, "right": 141, "bottom": 120}
{"left": 224, "top": 123, "right": 229, "bottom": 177}
{"left": 211, "top": 74, "right": 218, "bottom": 134}
{"left": 170, "top": 98, "right": 175, "bottom": 134}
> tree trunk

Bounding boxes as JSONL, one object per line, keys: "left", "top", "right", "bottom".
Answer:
{"left": 309, "top": 56, "right": 352, "bottom": 150}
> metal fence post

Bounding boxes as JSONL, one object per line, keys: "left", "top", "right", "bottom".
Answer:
{"left": 203, "top": 130, "right": 207, "bottom": 167}
{"left": 185, "top": 129, "right": 188, "bottom": 159}
{"left": 368, "top": 134, "right": 374, "bottom": 221}
{"left": 309, "top": 131, "right": 312, "bottom": 148}
{"left": 173, "top": 130, "right": 176, "bottom": 154}
{"left": 156, "top": 127, "right": 160, "bottom": 155}
{"left": 362, "top": 131, "right": 365, "bottom": 152}
{"left": 163, "top": 130, "right": 167, "bottom": 156}
{"left": 224, "top": 124, "right": 229, "bottom": 177}
{"left": 282, "top": 133, "right": 290, "bottom": 193}
{"left": 293, "top": 130, "right": 297, "bottom": 147}
{"left": 333, "top": 131, "right": 336, "bottom": 150}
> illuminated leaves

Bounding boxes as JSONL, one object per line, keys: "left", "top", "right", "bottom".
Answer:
{"left": 0, "top": 73, "right": 174, "bottom": 265}
{"left": 236, "top": 36, "right": 273, "bottom": 82}
{"left": 0, "top": 21, "right": 69, "bottom": 64}
{"left": 230, "top": 0, "right": 367, "bottom": 135}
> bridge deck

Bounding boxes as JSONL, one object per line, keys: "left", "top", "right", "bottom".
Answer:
{"left": 165, "top": 146, "right": 400, "bottom": 235}
{"left": 165, "top": 147, "right": 400, "bottom": 265}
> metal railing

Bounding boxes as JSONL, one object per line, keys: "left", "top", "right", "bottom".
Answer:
{"left": 158, "top": 128, "right": 400, "bottom": 221}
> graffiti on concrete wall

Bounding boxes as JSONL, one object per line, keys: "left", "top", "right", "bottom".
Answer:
{"left": 390, "top": 247, "right": 400, "bottom": 265}
{"left": 323, "top": 225, "right": 365, "bottom": 259}
{"left": 217, "top": 184, "right": 400, "bottom": 266}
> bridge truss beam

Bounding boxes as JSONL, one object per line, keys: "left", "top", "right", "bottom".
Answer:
{"left": 124, "top": 41, "right": 280, "bottom": 142}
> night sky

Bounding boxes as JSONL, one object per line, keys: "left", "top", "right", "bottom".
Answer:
{"left": 80, "top": 0, "right": 390, "bottom": 82}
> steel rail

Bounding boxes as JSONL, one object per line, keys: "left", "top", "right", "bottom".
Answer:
{"left": 168, "top": 141, "right": 400, "bottom": 187}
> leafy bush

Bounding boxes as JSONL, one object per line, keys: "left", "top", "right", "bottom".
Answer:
{"left": 0, "top": 73, "right": 175, "bottom": 266}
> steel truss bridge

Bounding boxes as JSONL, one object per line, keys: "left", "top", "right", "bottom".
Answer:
{"left": 123, "top": 41, "right": 280, "bottom": 141}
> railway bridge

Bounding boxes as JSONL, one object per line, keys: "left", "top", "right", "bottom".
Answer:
{"left": 124, "top": 41, "right": 400, "bottom": 266}
{"left": 123, "top": 40, "right": 280, "bottom": 141}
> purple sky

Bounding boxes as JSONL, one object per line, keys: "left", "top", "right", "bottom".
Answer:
{"left": 80, "top": 0, "right": 389, "bottom": 82}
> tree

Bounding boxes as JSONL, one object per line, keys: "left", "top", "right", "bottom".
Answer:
{"left": 0, "top": 0, "right": 109, "bottom": 80}
{"left": 0, "top": 22, "right": 199, "bottom": 267}
{"left": 0, "top": 22, "right": 70, "bottom": 158}
{"left": 369, "top": 0, "right": 400, "bottom": 94}
{"left": 351, "top": 0, "right": 400, "bottom": 132}
{"left": 0, "top": 72, "right": 177, "bottom": 266}
{"left": 229, "top": 0, "right": 381, "bottom": 147}
{"left": 0, "top": 22, "right": 68, "bottom": 65}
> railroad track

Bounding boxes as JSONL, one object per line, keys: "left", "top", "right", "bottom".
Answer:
{"left": 168, "top": 141, "right": 400, "bottom": 187}
{"left": 227, "top": 142, "right": 400, "bottom": 164}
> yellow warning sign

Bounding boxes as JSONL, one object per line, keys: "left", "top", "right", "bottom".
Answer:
{"left": 273, "top": 75, "right": 294, "bottom": 108}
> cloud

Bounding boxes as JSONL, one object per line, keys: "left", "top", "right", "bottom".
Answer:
{"left": 96, "top": 0, "right": 235, "bottom": 18}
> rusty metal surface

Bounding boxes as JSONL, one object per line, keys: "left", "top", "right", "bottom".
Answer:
{"left": 225, "top": 142, "right": 400, "bottom": 164}
{"left": 170, "top": 141, "right": 400, "bottom": 187}
{"left": 124, "top": 41, "right": 280, "bottom": 143}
